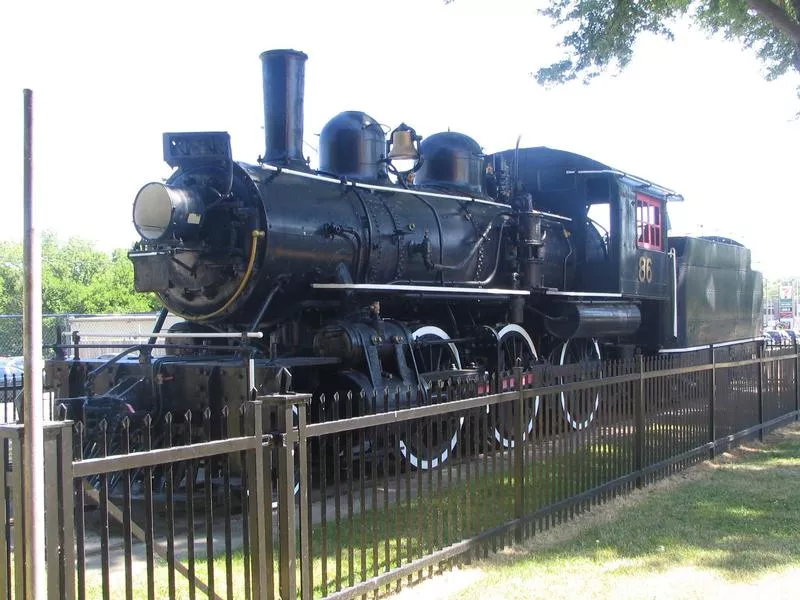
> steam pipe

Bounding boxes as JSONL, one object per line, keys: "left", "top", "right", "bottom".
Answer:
{"left": 260, "top": 49, "right": 308, "bottom": 167}
{"left": 429, "top": 215, "right": 509, "bottom": 272}
{"left": 249, "top": 282, "right": 283, "bottom": 332}
{"left": 390, "top": 219, "right": 509, "bottom": 287}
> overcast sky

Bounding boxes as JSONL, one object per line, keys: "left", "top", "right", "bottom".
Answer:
{"left": 1, "top": 0, "right": 798, "bottom": 278}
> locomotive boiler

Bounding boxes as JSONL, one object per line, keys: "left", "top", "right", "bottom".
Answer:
{"left": 45, "top": 49, "right": 763, "bottom": 470}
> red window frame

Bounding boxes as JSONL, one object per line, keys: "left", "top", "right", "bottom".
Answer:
{"left": 635, "top": 193, "right": 663, "bottom": 251}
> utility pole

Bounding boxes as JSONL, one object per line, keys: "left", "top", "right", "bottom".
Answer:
{"left": 22, "top": 88, "right": 46, "bottom": 600}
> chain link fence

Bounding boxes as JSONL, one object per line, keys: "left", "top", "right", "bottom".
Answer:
{"left": 0, "top": 312, "right": 184, "bottom": 360}
{"left": 0, "top": 313, "right": 67, "bottom": 358}
{"left": 1, "top": 312, "right": 184, "bottom": 423}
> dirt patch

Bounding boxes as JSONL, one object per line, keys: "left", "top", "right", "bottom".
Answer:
{"left": 386, "top": 421, "right": 800, "bottom": 600}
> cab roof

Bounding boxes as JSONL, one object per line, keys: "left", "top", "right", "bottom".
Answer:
{"left": 489, "top": 146, "right": 684, "bottom": 202}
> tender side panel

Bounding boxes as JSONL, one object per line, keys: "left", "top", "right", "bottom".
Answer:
{"left": 670, "top": 236, "right": 763, "bottom": 347}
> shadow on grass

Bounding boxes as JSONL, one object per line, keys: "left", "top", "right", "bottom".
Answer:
{"left": 80, "top": 425, "right": 800, "bottom": 599}
{"left": 491, "top": 433, "right": 800, "bottom": 586}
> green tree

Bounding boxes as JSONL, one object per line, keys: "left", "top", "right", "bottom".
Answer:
{"left": 0, "top": 241, "right": 24, "bottom": 314}
{"left": 536, "top": 0, "right": 799, "bottom": 85}
{"left": 445, "top": 0, "right": 800, "bottom": 88}
{"left": 88, "top": 249, "right": 160, "bottom": 314}
{"left": 0, "top": 233, "right": 160, "bottom": 315}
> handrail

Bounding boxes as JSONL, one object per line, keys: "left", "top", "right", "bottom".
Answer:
{"left": 72, "top": 332, "right": 264, "bottom": 339}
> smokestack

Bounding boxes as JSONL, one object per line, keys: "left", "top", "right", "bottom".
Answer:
{"left": 260, "top": 49, "right": 308, "bottom": 167}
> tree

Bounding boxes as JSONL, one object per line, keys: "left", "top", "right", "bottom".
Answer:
{"left": 0, "top": 233, "right": 160, "bottom": 315}
{"left": 445, "top": 0, "right": 800, "bottom": 87}
{"left": 0, "top": 241, "right": 24, "bottom": 314}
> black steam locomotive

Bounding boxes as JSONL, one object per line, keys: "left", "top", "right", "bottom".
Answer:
{"left": 45, "top": 49, "right": 762, "bottom": 468}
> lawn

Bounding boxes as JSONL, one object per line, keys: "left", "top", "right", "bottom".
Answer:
{"left": 73, "top": 418, "right": 800, "bottom": 600}
{"left": 387, "top": 421, "right": 800, "bottom": 600}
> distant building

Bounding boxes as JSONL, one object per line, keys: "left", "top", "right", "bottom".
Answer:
{"left": 764, "top": 299, "right": 777, "bottom": 328}
{"left": 65, "top": 313, "right": 183, "bottom": 359}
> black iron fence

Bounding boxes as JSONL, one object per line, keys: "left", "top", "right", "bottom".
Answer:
{"left": 1, "top": 375, "right": 23, "bottom": 424}
{"left": 1, "top": 340, "right": 798, "bottom": 599}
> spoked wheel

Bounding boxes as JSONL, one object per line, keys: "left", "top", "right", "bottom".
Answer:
{"left": 489, "top": 324, "right": 540, "bottom": 449}
{"left": 558, "top": 338, "right": 603, "bottom": 431}
{"left": 399, "top": 326, "right": 464, "bottom": 470}
{"left": 270, "top": 404, "right": 302, "bottom": 508}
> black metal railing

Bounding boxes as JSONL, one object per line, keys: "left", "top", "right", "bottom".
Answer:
{"left": 1, "top": 339, "right": 799, "bottom": 599}
{"left": 288, "top": 339, "right": 798, "bottom": 599}
{"left": 1, "top": 374, "right": 22, "bottom": 424}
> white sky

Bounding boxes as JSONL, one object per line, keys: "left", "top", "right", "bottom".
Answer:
{"left": 1, "top": 0, "right": 798, "bottom": 278}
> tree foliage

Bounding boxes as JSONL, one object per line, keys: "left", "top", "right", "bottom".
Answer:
{"left": 536, "top": 0, "right": 800, "bottom": 85}
{"left": 444, "top": 0, "right": 800, "bottom": 87}
{"left": 0, "top": 233, "right": 160, "bottom": 315}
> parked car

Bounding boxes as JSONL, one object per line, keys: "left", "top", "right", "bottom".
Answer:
{"left": 1, "top": 357, "right": 23, "bottom": 379}
{"left": 1, "top": 356, "right": 46, "bottom": 383}
{"left": 763, "top": 330, "right": 792, "bottom": 345}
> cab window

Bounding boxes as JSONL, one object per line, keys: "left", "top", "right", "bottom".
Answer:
{"left": 636, "top": 193, "right": 663, "bottom": 251}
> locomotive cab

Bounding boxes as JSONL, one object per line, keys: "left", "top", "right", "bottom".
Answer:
{"left": 583, "top": 172, "right": 675, "bottom": 303}
{"left": 483, "top": 146, "right": 684, "bottom": 349}
{"left": 487, "top": 147, "right": 623, "bottom": 293}
{"left": 617, "top": 182, "right": 671, "bottom": 300}
{"left": 488, "top": 147, "right": 678, "bottom": 300}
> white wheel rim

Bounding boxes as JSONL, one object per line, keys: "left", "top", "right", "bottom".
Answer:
{"left": 559, "top": 338, "right": 602, "bottom": 431}
{"left": 399, "top": 326, "right": 464, "bottom": 470}
{"left": 490, "top": 324, "right": 539, "bottom": 449}
{"left": 292, "top": 404, "right": 301, "bottom": 495}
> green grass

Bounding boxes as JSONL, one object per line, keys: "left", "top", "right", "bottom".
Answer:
{"left": 76, "top": 419, "right": 790, "bottom": 599}
{"left": 411, "top": 423, "right": 800, "bottom": 600}
{"left": 75, "top": 426, "right": 646, "bottom": 599}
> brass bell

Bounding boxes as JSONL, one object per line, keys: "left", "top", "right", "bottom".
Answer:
{"left": 387, "top": 123, "right": 420, "bottom": 161}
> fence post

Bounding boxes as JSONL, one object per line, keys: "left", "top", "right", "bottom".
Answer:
{"left": 709, "top": 345, "right": 716, "bottom": 459}
{"left": 246, "top": 400, "right": 269, "bottom": 600}
{"left": 794, "top": 338, "right": 799, "bottom": 421}
{"left": 263, "top": 392, "right": 311, "bottom": 600}
{"left": 71, "top": 331, "right": 80, "bottom": 362}
{"left": 634, "top": 355, "right": 644, "bottom": 488}
{"left": 297, "top": 394, "right": 311, "bottom": 600}
{"left": 758, "top": 343, "right": 764, "bottom": 442}
{"left": 10, "top": 427, "right": 26, "bottom": 600}
{"left": 513, "top": 364, "right": 525, "bottom": 542}
{"left": 58, "top": 420, "right": 75, "bottom": 600}
{"left": 43, "top": 422, "right": 73, "bottom": 600}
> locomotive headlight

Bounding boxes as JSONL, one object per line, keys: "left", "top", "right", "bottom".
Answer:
{"left": 133, "top": 182, "right": 204, "bottom": 241}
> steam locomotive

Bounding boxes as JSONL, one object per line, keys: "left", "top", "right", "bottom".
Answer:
{"left": 45, "top": 49, "right": 763, "bottom": 468}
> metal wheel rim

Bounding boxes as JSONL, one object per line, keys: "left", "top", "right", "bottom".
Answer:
{"left": 489, "top": 324, "right": 539, "bottom": 449}
{"left": 558, "top": 338, "right": 602, "bottom": 431}
{"left": 399, "top": 326, "right": 464, "bottom": 470}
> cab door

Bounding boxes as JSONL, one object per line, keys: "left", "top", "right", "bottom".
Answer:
{"left": 619, "top": 188, "right": 670, "bottom": 299}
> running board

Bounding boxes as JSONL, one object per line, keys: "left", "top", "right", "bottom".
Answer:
{"left": 658, "top": 337, "right": 763, "bottom": 353}
{"left": 312, "top": 283, "right": 530, "bottom": 297}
